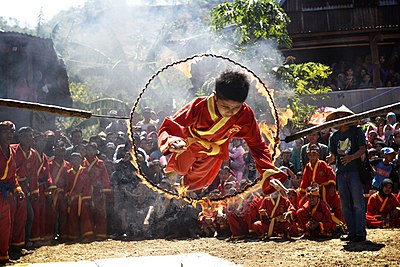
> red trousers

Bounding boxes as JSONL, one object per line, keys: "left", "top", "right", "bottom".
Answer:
{"left": 92, "top": 194, "right": 107, "bottom": 238}
{"left": 31, "top": 189, "right": 47, "bottom": 241}
{"left": 9, "top": 197, "right": 26, "bottom": 247}
{"left": 167, "top": 143, "right": 223, "bottom": 190}
{"left": 67, "top": 197, "right": 93, "bottom": 240}
{"left": 45, "top": 192, "right": 68, "bottom": 240}
{"left": 0, "top": 197, "right": 11, "bottom": 261}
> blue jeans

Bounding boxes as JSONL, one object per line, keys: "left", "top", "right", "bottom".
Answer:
{"left": 336, "top": 170, "right": 366, "bottom": 238}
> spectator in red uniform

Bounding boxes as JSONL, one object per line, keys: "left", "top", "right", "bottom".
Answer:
{"left": 0, "top": 121, "right": 23, "bottom": 264}
{"left": 366, "top": 179, "right": 400, "bottom": 228}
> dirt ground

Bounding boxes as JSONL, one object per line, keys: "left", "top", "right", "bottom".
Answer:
{"left": 11, "top": 228, "right": 400, "bottom": 266}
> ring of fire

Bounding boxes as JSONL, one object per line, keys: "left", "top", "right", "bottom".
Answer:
{"left": 129, "top": 53, "right": 281, "bottom": 204}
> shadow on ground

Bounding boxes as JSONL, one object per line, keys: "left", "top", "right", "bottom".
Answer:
{"left": 343, "top": 241, "right": 385, "bottom": 252}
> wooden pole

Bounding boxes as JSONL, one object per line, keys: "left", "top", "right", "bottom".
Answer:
{"left": 0, "top": 98, "right": 132, "bottom": 120}
{"left": 283, "top": 101, "right": 400, "bottom": 143}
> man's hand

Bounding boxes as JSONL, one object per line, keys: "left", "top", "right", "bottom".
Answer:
{"left": 340, "top": 154, "right": 353, "bottom": 166}
{"left": 169, "top": 140, "right": 187, "bottom": 153}
{"left": 18, "top": 191, "right": 25, "bottom": 200}
{"left": 326, "top": 153, "right": 335, "bottom": 164}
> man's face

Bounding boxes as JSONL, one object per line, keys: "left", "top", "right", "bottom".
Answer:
{"left": 219, "top": 169, "right": 230, "bottom": 181}
{"left": 0, "top": 129, "right": 15, "bottom": 145}
{"left": 384, "top": 153, "right": 395, "bottom": 162}
{"left": 54, "top": 146, "right": 66, "bottom": 159}
{"left": 287, "top": 193, "right": 296, "bottom": 205}
{"left": 307, "top": 194, "right": 319, "bottom": 206}
{"left": 86, "top": 146, "right": 97, "bottom": 157}
{"left": 19, "top": 132, "right": 34, "bottom": 147}
{"left": 306, "top": 133, "right": 318, "bottom": 144}
{"left": 307, "top": 151, "right": 319, "bottom": 165}
{"left": 34, "top": 136, "right": 46, "bottom": 151}
{"left": 71, "top": 132, "right": 83, "bottom": 145}
{"left": 215, "top": 97, "right": 243, "bottom": 118}
{"left": 71, "top": 155, "right": 82, "bottom": 168}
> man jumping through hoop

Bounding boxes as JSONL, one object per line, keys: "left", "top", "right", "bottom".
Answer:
{"left": 158, "top": 70, "right": 287, "bottom": 193}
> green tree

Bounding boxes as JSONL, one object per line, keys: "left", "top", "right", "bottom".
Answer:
{"left": 211, "top": 0, "right": 291, "bottom": 47}
{"left": 274, "top": 61, "right": 332, "bottom": 130}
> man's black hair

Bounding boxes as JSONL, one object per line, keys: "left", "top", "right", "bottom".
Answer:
{"left": 18, "top": 126, "right": 33, "bottom": 135}
{"left": 70, "top": 127, "right": 82, "bottom": 136}
{"left": 215, "top": 71, "right": 249, "bottom": 103}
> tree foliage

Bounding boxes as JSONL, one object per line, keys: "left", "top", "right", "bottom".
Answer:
{"left": 211, "top": 0, "right": 291, "bottom": 47}
{"left": 274, "top": 61, "right": 332, "bottom": 130}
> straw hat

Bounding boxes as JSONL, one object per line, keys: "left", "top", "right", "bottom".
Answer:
{"left": 325, "top": 105, "right": 354, "bottom": 122}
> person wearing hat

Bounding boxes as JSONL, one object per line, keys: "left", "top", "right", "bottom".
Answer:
{"left": 10, "top": 126, "right": 40, "bottom": 250}
{"left": 371, "top": 147, "right": 398, "bottom": 191}
{"left": 298, "top": 144, "right": 345, "bottom": 225}
{"left": 296, "top": 186, "right": 336, "bottom": 237}
{"left": 326, "top": 105, "right": 367, "bottom": 242}
{"left": 366, "top": 179, "right": 400, "bottom": 228}
{"left": 0, "top": 121, "right": 23, "bottom": 264}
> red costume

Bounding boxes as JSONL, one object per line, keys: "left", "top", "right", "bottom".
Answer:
{"left": 251, "top": 195, "right": 297, "bottom": 238}
{"left": 299, "top": 160, "right": 344, "bottom": 224}
{"left": 83, "top": 157, "right": 111, "bottom": 238}
{"left": 0, "top": 146, "right": 22, "bottom": 262}
{"left": 227, "top": 194, "right": 262, "bottom": 238}
{"left": 31, "top": 152, "right": 54, "bottom": 242}
{"left": 47, "top": 159, "right": 70, "bottom": 240}
{"left": 66, "top": 166, "right": 93, "bottom": 239}
{"left": 9, "top": 144, "right": 39, "bottom": 247}
{"left": 158, "top": 94, "right": 286, "bottom": 192}
{"left": 366, "top": 192, "right": 400, "bottom": 228}
{"left": 296, "top": 199, "right": 336, "bottom": 237}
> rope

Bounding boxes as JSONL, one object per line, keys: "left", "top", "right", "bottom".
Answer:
{"left": 129, "top": 53, "right": 281, "bottom": 204}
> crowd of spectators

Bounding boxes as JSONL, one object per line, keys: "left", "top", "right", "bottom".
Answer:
{"left": 2, "top": 104, "right": 400, "bottom": 264}
{"left": 327, "top": 52, "right": 400, "bottom": 90}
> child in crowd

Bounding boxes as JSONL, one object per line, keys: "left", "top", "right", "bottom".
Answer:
{"left": 251, "top": 191, "right": 297, "bottom": 239}
{"left": 371, "top": 147, "right": 398, "bottom": 192}
{"left": 229, "top": 138, "right": 246, "bottom": 182}
{"left": 296, "top": 186, "right": 336, "bottom": 238}
{"left": 299, "top": 145, "right": 344, "bottom": 224}
{"left": 366, "top": 179, "right": 400, "bottom": 228}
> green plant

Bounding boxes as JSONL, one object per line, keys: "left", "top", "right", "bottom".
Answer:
{"left": 274, "top": 61, "right": 332, "bottom": 130}
{"left": 211, "top": 0, "right": 291, "bottom": 47}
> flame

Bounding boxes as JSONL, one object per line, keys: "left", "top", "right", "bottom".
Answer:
{"left": 173, "top": 57, "right": 203, "bottom": 78}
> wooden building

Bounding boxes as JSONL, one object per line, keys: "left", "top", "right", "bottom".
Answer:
{"left": 280, "top": 0, "right": 400, "bottom": 111}
{"left": 0, "top": 31, "right": 72, "bottom": 130}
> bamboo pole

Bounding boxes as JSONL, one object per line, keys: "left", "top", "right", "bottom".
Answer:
{"left": 284, "top": 101, "right": 400, "bottom": 143}
{"left": 0, "top": 98, "right": 129, "bottom": 120}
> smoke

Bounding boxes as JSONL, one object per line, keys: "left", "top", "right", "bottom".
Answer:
{"left": 47, "top": 0, "right": 288, "bottom": 118}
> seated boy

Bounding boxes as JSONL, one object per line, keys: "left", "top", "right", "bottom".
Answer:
{"left": 296, "top": 186, "right": 336, "bottom": 238}
{"left": 298, "top": 144, "right": 344, "bottom": 224}
{"left": 158, "top": 70, "right": 286, "bottom": 193}
{"left": 251, "top": 191, "right": 297, "bottom": 239}
{"left": 366, "top": 179, "right": 400, "bottom": 228}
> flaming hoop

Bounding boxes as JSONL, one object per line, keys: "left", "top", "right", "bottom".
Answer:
{"left": 129, "top": 53, "right": 281, "bottom": 204}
